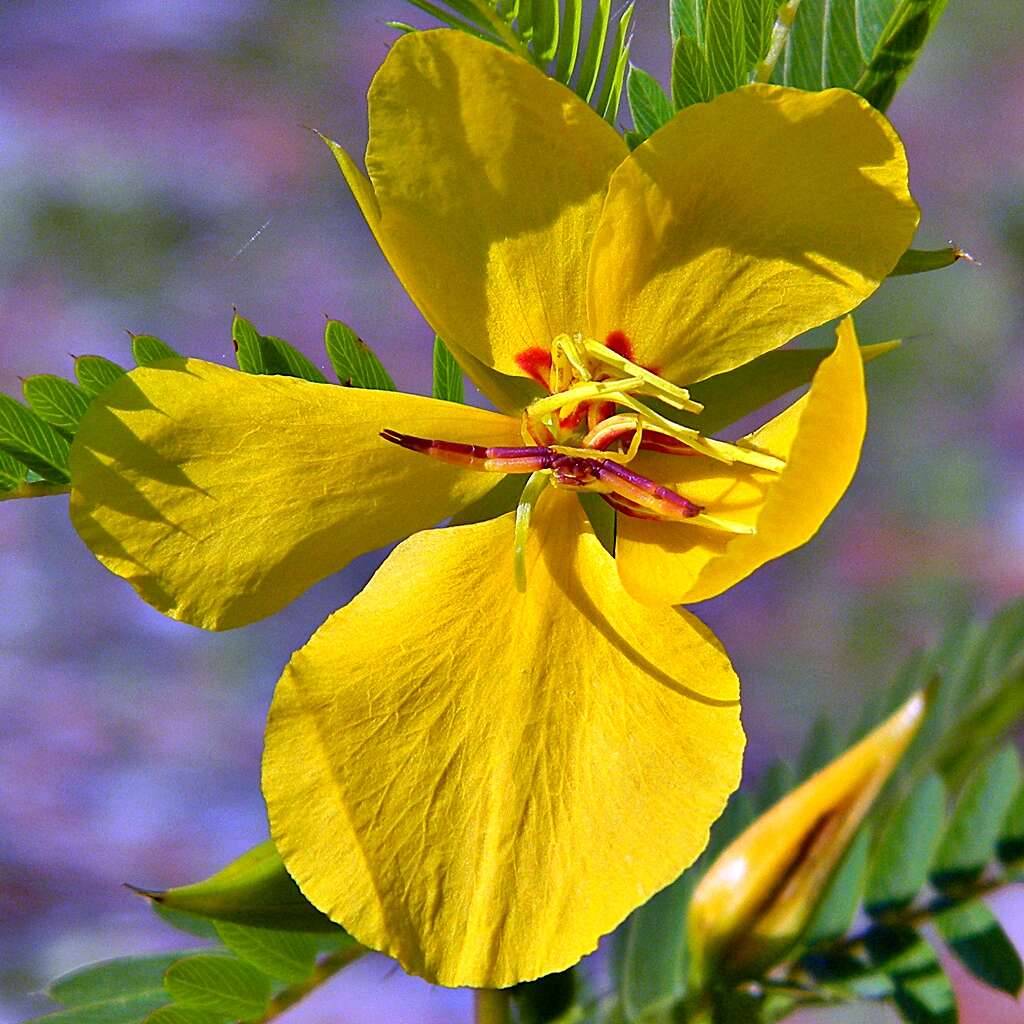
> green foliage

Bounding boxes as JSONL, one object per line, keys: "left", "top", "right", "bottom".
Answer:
{"left": 22, "top": 375, "right": 92, "bottom": 436}
{"left": 770, "top": 0, "right": 950, "bottom": 111}
{"left": 432, "top": 336, "right": 465, "bottom": 403}
{"left": 131, "top": 335, "right": 181, "bottom": 366}
{"left": 214, "top": 923, "right": 318, "bottom": 983}
{"left": 232, "top": 314, "right": 328, "bottom": 383}
{"left": 396, "top": 0, "right": 635, "bottom": 123}
{"left": 0, "top": 314, "right": 401, "bottom": 501}
{"left": 0, "top": 391, "right": 71, "bottom": 483}
{"left": 324, "top": 318, "right": 397, "bottom": 390}
{"left": 75, "top": 356, "right": 127, "bottom": 397}
{"left": 162, "top": 956, "right": 271, "bottom": 1020}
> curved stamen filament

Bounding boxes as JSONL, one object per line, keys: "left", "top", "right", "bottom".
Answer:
{"left": 514, "top": 471, "right": 550, "bottom": 592}
{"left": 579, "top": 337, "right": 704, "bottom": 414}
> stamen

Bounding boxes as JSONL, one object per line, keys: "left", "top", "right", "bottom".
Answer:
{"left": 581, "top": 338, "right": 704, "bottom": 414}
{"left": 552, "top": 419, "right": 643, "bottom": 465}
{"left": 514, "top": 471, "right": 550, "bottom": 592}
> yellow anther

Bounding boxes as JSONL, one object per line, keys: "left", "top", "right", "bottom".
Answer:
{"left": 581, "top": 338, "right": 704, "bottom": 415}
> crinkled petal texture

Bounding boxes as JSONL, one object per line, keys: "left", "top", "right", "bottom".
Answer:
{"left": 616, "top": 318, "right": 866, "bottom": 605}
{"left": 588, "top": 85, "right": 919, "bottom": 382}
{"left": 263, "top": 489, "right": 743, "bottom": 988}
{"left": 330, "top": 29, "right": 627, "bottom": 382}
{"left": 69, "top": 359, "right": 521, "bottom": 630}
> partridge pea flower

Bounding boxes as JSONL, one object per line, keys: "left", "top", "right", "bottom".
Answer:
{"left": 67, "top": 30, "right": 917, "bottom": 988}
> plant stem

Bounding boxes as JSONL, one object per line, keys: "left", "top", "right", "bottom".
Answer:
{"left": 753, "top": 0, "right": 802, "bottom": 83}
{"left": 256, "top": 945, "right": 367, "bottom": 1023}
{"left": 474, "top": 988, "right": 513, "bottom": 1024}
{"left": 0, "top": 482, "right": 71, "bottom": 501}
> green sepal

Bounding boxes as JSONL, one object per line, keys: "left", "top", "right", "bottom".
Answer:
{"left": 0, "top": 392, "right": 71, "bottom": 483}
{"left": 131, "top": 335, "right": 181, "bottom": 366}
{"left": 74, "top": 355, "right": 127, "bottom": 397}
{"left": 890, "top": 246, "right": 973, "bottom": 276}
{"left": 432, "top": 336, "right": 465, "bottom": 403}
{"left": 132, "top": 839, "right": 341, "bottom": 932}
{"left": 163, "top": 956, "right": 271, "bottom": 1021}
{"left": 22, "top": 375, "right": 92, "bottom": 436}
{"left": 324, "top": 318, "right": 396, "bottom": 390}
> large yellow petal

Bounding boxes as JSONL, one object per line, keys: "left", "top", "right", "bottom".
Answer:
{"left": 587, "top": 85, "right": 918, "bottom": 383}
{"left": 331, "top": 30, "right": 627, "bottom": 381}
{"left": 263, "top": 489, "right": 743, "bottom": 988}
{"left": 616, "top": 318, "right": 866, "bottom": 605}
{"left": 69, "top": 359, "right": 522, "bottom": 630}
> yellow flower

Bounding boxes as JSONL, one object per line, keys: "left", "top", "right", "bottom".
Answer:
{"left": 67, "top": 30, "right": 916, "bottom": 988}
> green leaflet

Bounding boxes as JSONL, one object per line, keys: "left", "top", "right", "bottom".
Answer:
{"left": 620, "top": 873, "right": 693, "bottom": 1020}
{"left": 163, "top": 956, "right": 271, "bottom": 1021}
{"left": 931, "top": 745, "right": 1023, "bottom": 890}
{"left": 890, "top": 246, "right": 973, "bottom": 276}
{"left": 432, "top": 336, "right": 465, "bottom": 403}
{"left": 231, "top": 314, "right": 328, "bottom": 383}
{"left": 21, "top": 994, "right": 173, "bottom": 1024}
{"left": 144, "top": 1009, "right": 227, "bottom": 1024}
{"left": 671, "top": 33, "right": 713, "bottom": 109}
{"left": 997, "top": 782, "right": 1024, "bottom": 868}
{"left": 934, "top": 900, "right": 1023, "bottom": 997}
{"left": 575, "top": 0, "right": 611, "bottom": 101}
{"left": 214, "top": 922, "right": 318, "bottom": 984}
{"left": 511, "top": 970, "right": 578, "bottom": 1024}
{"left": 670, "top": 0, "right": 704, "bottom": 44}
{"left": 864, "top": 926, "right": 956, "bottom": 1024}
{"left": 0, "top": 392, "right": 71, "bottom": 482}
{"left": 771, "top": 0, "right": 950, "bottom": 112}
{"left": 75, "top": 355, "right": 127, "bottom": 397}
{"left": 864, "top": 773, "right": 945, "bottom": 917}
{"left": 796, "top": 713, "right": 839, "bottom": 780}
{"left": 0, "top": 449, "right": 27, "bottom": 492}
{"left": 324, "top": 318, "right": 397, "bottom": 391}
{"left": 46, "top": 954, "right": 185, "bottom": 1011}
{"left": 131, "top": 334, "right": 181, "bottom": 366}
{"left": 396, "top": 1, "right": 632, "bottom": 122}
{"left": 22, "top": 375, "right": 92, "bottom": 436}
{"left": 626, "top": 66, "right": 674, "bottom": 140}
{"left": 135, "top": 839, "right": 340, "bottom": 932}
{"left": 800, "top": 826, "right": 872, "bottom": 948}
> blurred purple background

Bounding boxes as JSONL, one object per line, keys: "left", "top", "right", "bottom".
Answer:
{"left": 0, "top": 2, "right": 1022, "bottom": 1022}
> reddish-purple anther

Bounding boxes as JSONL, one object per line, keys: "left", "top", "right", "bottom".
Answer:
{"left": 380, "top": 429, "right": 704, "bottom": 522}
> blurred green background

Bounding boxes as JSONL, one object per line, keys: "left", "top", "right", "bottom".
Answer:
{"left": 0, "top": 2, "right": 1021, "bottom": 1021}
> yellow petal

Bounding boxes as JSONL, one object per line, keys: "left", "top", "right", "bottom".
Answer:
{"left": 587, "top": 85, "right": 918, "bottom": 383}
{"left": 688, "top": 690, "right": 927, "bottom": 982}
{"left": 330, "top": 30, "right": 627, "bottom": 381}
{"left": 263, "top": 489, "right": 744, "bottom": 988}
{"left": 69, "top": 359, "right": 522, "bottom": 630}
{"left": 616, "top": 317, "right": 866, "bottom": 605}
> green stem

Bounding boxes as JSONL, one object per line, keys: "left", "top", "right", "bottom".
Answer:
{"left": 753, "top": 0, "right": 802, "bottom": 83}
{"left": 255, "top": 945, "right": 367, "bottom": 1023}
{"left": 474, "top": 989, "right": 513, "bottom": 1024}
{"left": 0, "top": 481, "right": 70, "bottom": 501}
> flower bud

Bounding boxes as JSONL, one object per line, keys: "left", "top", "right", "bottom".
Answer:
{"left": 688, "top": 690, "right": 927, "bottom": 983}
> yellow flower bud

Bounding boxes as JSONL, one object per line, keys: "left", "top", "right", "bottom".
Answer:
{"left": 688, "top": 690, "right": 927, "bottom": 983}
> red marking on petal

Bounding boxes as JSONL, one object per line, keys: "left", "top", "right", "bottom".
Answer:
{"left": 605, "top": 330, "right": 660, "bottom": 375}
{"left": 514, "top": 347, "right": 552, "bottom": 390}
{"left": 605, "top": 330, "right": 635, "bottom": 360}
